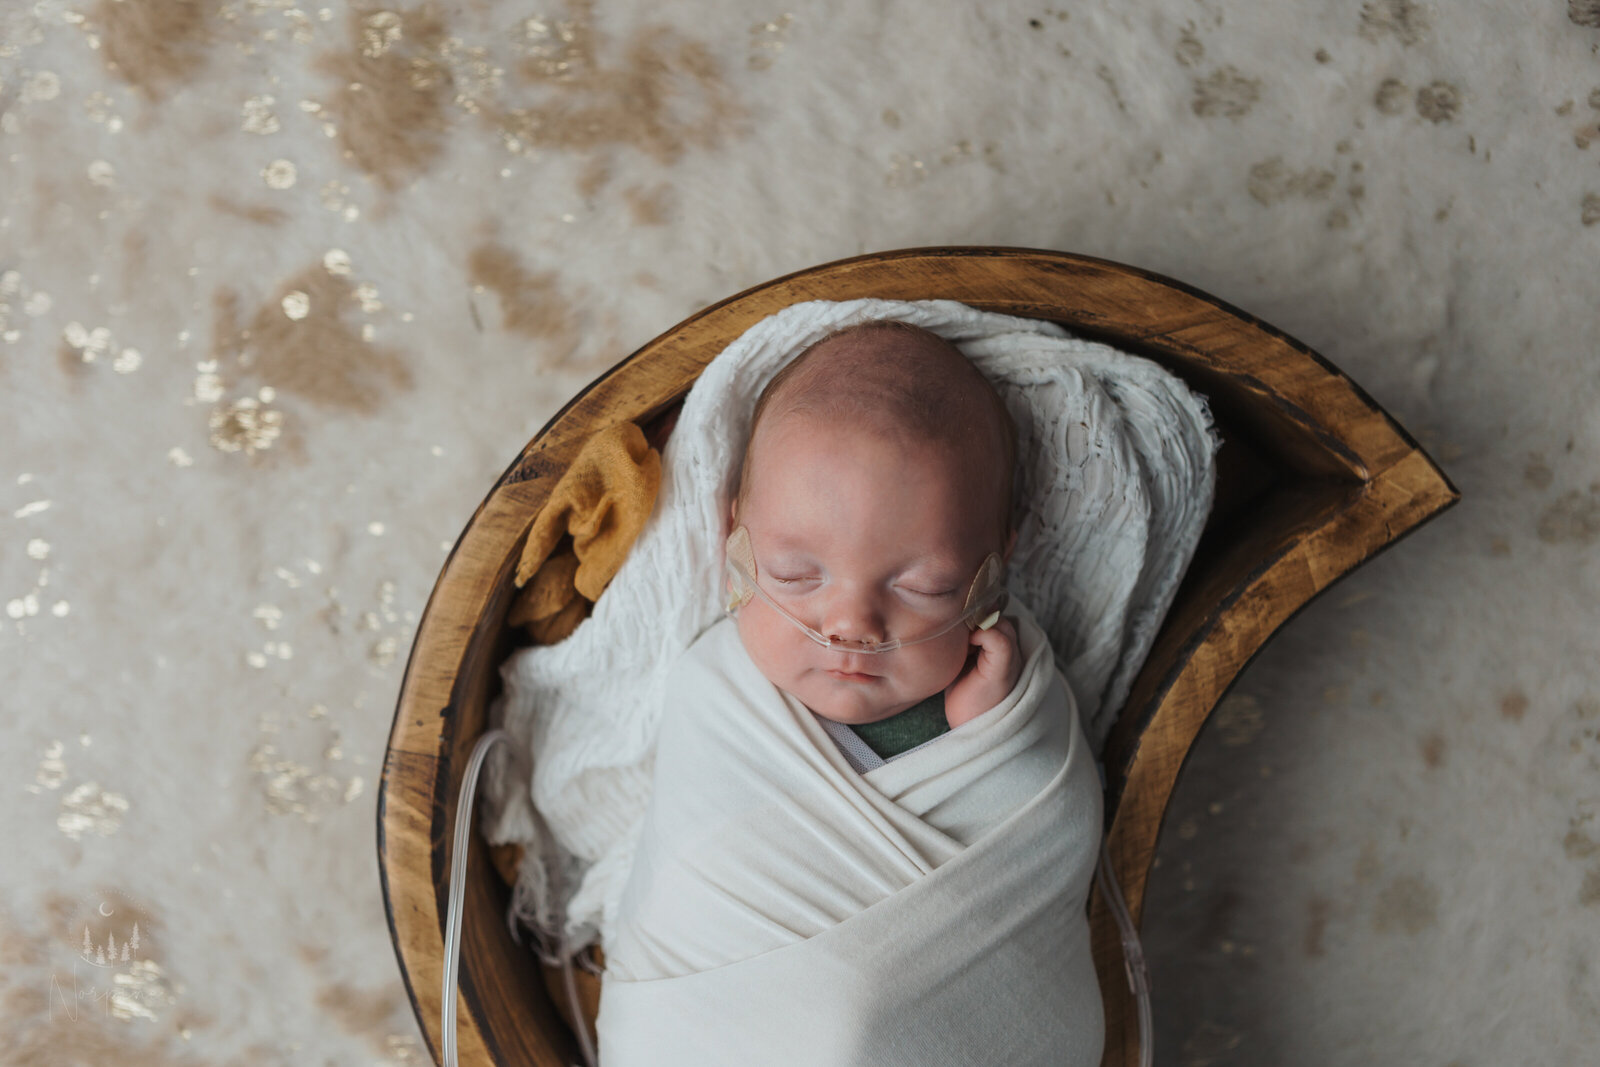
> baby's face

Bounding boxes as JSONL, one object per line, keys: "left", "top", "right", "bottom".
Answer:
{"left": 732, "top": 411, "right": 1004, "bottom": 726}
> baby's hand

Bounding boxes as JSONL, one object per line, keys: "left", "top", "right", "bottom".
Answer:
{"left": 943, "top": 617, "right": 1021, "bottom": 729}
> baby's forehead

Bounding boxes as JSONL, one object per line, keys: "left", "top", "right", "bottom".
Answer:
{"left": 742, "top": 412, "right": 994, "bottom": 557}
{"left": 737, "top": 321, "right": 1016, "bottom": 541}
{"left": 756, "top": 405, "right": 950, "bottom": 462}
{"left": 744, "top": 409, "right": 974, "bottom": 507}
{"left": 760, "top": 337, "right": 985, "bottom": 441}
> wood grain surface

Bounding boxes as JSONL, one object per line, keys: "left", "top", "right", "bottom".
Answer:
{"left": 378, "top": 247, "right": 1458, "bottom": 1066}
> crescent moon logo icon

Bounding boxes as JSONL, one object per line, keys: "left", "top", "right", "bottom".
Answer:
{"left": 70, "top": 889, "right": 150, "bottom": 968}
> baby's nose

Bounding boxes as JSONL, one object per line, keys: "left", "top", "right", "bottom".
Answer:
{"left": 819, "top": 589, "right": 888, "bottom": 644}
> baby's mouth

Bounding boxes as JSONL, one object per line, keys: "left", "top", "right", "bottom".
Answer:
{"left": 825, "top": 654, "right": 879, "bottom": 682}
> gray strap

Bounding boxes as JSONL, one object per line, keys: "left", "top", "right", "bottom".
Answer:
{"left": 815, "top": 714, "right": 886, "bottom": 774}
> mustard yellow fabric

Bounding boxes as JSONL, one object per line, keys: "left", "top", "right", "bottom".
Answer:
{"left": 510, "top": 421, "right": 661, "bottom": 643}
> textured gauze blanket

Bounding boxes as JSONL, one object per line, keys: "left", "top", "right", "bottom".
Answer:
{"left": 598, "top": 606, "right": 1103, "bottom": 1065}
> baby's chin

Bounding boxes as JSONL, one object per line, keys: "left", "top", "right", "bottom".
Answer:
{"left": 792, "top": 684, "right": 932, "bottom": 727}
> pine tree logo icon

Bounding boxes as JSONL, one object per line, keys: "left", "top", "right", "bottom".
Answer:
{"left": 71, "top": 889, "right": 150, "bottom": 970}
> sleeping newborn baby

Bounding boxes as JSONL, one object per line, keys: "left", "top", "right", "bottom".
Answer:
{"left": 730, "top": 320, "right": 1024, "bottom": 755}
{"left": 597, "top": 322, "right": 1106, "bottom": 1066}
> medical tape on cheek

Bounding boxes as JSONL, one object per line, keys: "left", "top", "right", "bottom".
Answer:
{"left": 963, "top": 553, "right": 1007, "bottom": 631}
{"left": 724, "top": 526, "right": 757, "bottom": 611}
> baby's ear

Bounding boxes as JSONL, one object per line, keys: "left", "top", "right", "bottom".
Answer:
{"left": 727, "top": 495, "right": 739, "bottom": 534}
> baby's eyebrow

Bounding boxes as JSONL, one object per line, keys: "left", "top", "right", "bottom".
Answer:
{"left": 755, "top": 544, "right": 820, "bottom": 569}
{"left": 894, "top": 557, "right": 969, "bottom": 582}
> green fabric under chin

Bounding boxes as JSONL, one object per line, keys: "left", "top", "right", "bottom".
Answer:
{"left": 847, "top": 693, "right": 950, "bottom": 759}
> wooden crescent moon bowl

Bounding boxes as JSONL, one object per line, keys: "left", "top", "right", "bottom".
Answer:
{"left": 378, "top": 247, "right": 1458, "bottom": 1066}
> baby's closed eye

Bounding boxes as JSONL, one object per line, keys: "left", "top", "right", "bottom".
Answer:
{"left": 894, "top": 583, "right": 959, "bottom": 599}
{"left": 768, "top": 573, "right": 820, "bottom": 586}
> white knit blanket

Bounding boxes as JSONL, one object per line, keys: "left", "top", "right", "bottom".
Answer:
{"left": 596, "top": 608, "right": 1104, "bottom": 1066}
{"left": 484, "top": 298, "right": 1218, "bottom": 955}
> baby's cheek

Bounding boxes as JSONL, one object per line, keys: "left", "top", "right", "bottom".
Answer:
{"left": 917, "top": 634, "right": 977, "bottom": 692}
{"left": 735, "top": 608, "right": 801, "bottom": 685}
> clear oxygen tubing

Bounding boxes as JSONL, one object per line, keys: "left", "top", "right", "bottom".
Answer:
{"left": 441, "top": 729, "right": 597, "bottom": 1067}
{"left": 1094, "top": 759, "right": 1155, "bottom": 1067}
{"left": 445, "top": 737, "right": 1150, "bottom": 1067}
{"left": 724, "top": 525, "right": 1008, "bottom": 654}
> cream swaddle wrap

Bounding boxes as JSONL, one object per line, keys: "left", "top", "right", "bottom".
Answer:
{"left": 483, "top": 298, "right": 1218, "bottom": 961}
{"left": 600, "top": 607, "right": 1103, "bottom": 1065}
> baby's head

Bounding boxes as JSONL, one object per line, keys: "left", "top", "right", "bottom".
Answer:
{"left": 728, "top": 320, "right": 1017, "bottom": 725}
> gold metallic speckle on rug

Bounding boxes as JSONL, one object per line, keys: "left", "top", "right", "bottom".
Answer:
{"left": 22, "top": 70, "right": 60, "bottom": 101}
{"left": 262, "top": 158, "right": 298, "bottom": 188}
{"left": 885, "top": 153, "right": 925, "bottom": 188}
{"left": 249, "top": 704, "right": 365, "bottom": 822}
{"left": 353, "top": 578, "right": 409, "bottom": 668}
{"left": 747, "top": 14, "right": 795, "bottom": 71}
{"left": 203, "top": 264, "right": 411, "bottom": 447}
{"left": 57, "top": 782, "right": 130, "bottom": 840}
{"left": 319, "top": 178, "right": 359, "bottom": 219}
{"left": 271, "top": 641, "right": 294, "bottom": 661}
{"left": 515, "top": 6, "right": 593, "bottom": 80}
{"left": 9, "top": 519, "right": 56, "bottom": 629}
{"left": 63, "top": 321, "right": 113, "bottom": 362}
{"left": 208, "top": 395, "right": 285, "bottom": 455}
{"left": 82, "top": 89, "right": 125, "bottom": 132}
{"left": 317, "top": 7, "right": 452, "bottom": 192}
{"left": 109, "top": 959, "right": 179, "bottom": 1022}
{"left": 362, "top": 10, "right": 404, "bottom": 58}
{"left": 491, "top": 13, "right": 742, "bottom": 173}
{"left": 60, "top": 320, "right": 143, "bottom": 373}
{"left": 282, "top": 6, "right": 317, "bottom": 46}
{"left": 87, "top": 160, "right": 117, "bottom": 187}
{"left": 0, "top": 7, "right": 46, "bottom": 59}
{"left": 190, "top": 359, "right": 225, "bottom": 404}
{"left": 0, "top": 270, "right": 26, "bottom": 343}
{"left": 439, "top": 35, "right": 501, "bottom": 115}
{"left": 26, "top": 740, "right": 68, "bottom": 794}
{"left": 384, "top": 1033, "right": 424, "bottom": 1063}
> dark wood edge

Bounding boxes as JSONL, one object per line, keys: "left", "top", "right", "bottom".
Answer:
{"left": 1089, "top": 452, "right": 1458, "bottom": 1066}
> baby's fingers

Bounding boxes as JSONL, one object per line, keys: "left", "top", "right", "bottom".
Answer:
{"left": 968, "top": 618, "right": 1020, "bottom": 681}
